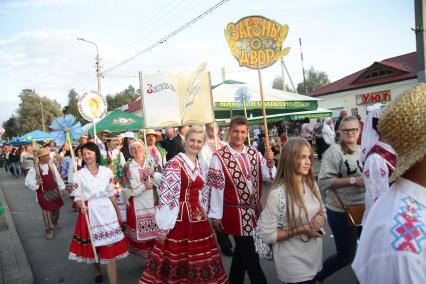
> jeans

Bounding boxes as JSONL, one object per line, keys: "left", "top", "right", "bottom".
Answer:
{"left": 315, "top": 208, "right": 361, "bottom": 281}
{"left": 10, "top": 162, "right": 20, "bottom": 177}
{"left": 229, "top": 236, "right": 267, "bottom": 284}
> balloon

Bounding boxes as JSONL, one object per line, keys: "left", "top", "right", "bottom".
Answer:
{"left": 0, "top": 127, "right": 5, "bottom": 135}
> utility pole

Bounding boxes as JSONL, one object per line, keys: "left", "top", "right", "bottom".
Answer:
{"left": 299, "top": 37, "right": 307, "bottom": 94}
{"left": 77, "top": 37, "right": 102, "bottom": 96}
{"left": 281, "top": 57, "right": 286, "bottom": 93}
{"left": 414, "top": 0, "right": 426, "bottom": 82}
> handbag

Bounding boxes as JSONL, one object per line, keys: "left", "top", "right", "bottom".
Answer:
{"left": 331, "top": 188, "right": 364, "bottom": 228}
{"left": 43, "top": 189, "right": 60, "bottom": 202}
{"left": 253, "top": 189, "right": 285, "bottom": 261}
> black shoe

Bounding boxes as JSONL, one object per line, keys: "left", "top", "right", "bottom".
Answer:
{"left": 221, "top": 247, "right": 234, "bottom": 257}
{"left": 94, "top": 274, "right": 103, "bottom": 283}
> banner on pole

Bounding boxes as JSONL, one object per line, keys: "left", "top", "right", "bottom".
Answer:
{"left": 224, "top": 16, "right": 290, "bottom": 69}
{"left": 141, "top": 63, "right": 214, "bottom": 128}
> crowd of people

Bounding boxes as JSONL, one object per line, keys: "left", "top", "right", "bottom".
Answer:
{"left": 0, "top": 83, "right": 425, "bottom": 283}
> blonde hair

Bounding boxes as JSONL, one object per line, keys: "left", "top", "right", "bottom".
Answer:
{"left": 128, "top": 139, "right": 145, "bottom": 156}
{"left": 185, "top": 125, "right": 206, "bottom": 142}
{"left": 272, "top": 137, "right": 323, "bottom": 229}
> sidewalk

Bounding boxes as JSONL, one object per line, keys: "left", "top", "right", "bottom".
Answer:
{"left": 0, "top": 171, "right": 34, "bottom": 284}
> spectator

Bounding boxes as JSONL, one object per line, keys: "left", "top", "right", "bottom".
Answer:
{"left": 315, "top": 116, "right": 365, "bottom": 283}
{"left": 322, "top": 118, "right": 335, "bottom": 146}
{"left": 261, "top": 137, "right": 325, "bottom": 284}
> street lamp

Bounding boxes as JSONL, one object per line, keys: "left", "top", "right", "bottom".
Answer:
{"left": 76, "top": 37, "right": 102, "bottom": 96}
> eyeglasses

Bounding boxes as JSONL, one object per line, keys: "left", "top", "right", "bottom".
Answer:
{"left": 341, "top": 128, "right": 359, "bottom": 134}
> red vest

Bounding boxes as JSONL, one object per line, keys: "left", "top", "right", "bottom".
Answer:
{"left": 36, "top": 164, "right": 63, "bottom": 211}
{"left": 216, "top": 146, "right": 262, "bottom": 236}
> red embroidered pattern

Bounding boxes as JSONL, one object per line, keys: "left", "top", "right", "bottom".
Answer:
{"left": 158, "top": 159, "right": 181, "bottom": 210}
{"left": 207, "top": 169, "right": 225, "bottom": 191}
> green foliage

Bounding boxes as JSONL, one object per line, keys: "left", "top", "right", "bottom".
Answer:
{"left": 272, "top": 76, "right": 295, "bottom": 93}
{"left": 297, "top": 66, "right": 330, "bottom": 94}
{"left": 17, "top": 89, "right": 62, "bottom": 133}
{"left": 106, "top": 85, "right": 139, "bottom": 111}
{"left": 62, "top": 89, "right": 85, "bottom": 123}
{"left": 2, "top": 115, "right": 20, "bottom": 139}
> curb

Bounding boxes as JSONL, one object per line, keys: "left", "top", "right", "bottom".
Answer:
{"left": 0, "top": 182, "right": 35, "bottom": 284}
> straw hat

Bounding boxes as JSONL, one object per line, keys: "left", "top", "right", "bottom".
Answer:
{"left": 144, "top": 129, "right": 162, "bottom": 140}
{"left": 378, "top": 83, "right": 426, "bottom": 182}
{"left": 37, "top": 148, "right": 50, "bottom": 158}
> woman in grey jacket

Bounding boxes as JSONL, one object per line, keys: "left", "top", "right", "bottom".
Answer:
{"left": 315, "top": 116, "right": 365, "bottom": 283}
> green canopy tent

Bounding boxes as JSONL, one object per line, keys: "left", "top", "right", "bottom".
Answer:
{"left": 88, "top": 110, "right": 144, "bottom": 135}
{"left": 212, "top": 80, "right": 320, "bottom": 119}
{"left": 216, "top": 108, "right": 333, "bottom": 126}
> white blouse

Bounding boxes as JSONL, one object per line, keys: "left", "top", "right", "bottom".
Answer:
{"left": 198, "top": 138, "right": 227, "bottom": 173}
{"left": 25, "top": 163, "right": 65, "bottom": 191}
{"left": 69, "top": 166, "right": 116, "bottom": 201}
{"left": 261, "top": 184, "right": 324, "bottom": 283}
{"left": 155, "top": 153, "right": 208, "bottom": 235}
{"left": 362, "top": 142, "right": 396, "bottom": 224}
{"left": 353, "top": 178, "right": 426, "bottom": 284}
{"left": 208, "top": 144, "right": 276, "bottom": 220}
{"left": 322, "top": 124, "right": 335, "bottom": 145}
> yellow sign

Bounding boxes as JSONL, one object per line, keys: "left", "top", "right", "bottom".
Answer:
{"left": 224, "top": 16, "right": 290, "bottom": 69}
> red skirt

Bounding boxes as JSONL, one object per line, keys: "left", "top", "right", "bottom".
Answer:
{"left": 139, "top": 206, "right": 228, "bottom": 284}
{"left": 126, "top": 198, "right": 156, "bottom": 259}
{"left": 69, "top": 210, "right": 129, "bottom": 264}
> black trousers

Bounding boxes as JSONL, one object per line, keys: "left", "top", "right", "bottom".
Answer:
{"left": 229, "top": 236, "right": 267, "bottom": 284}
{"left": 315, "top": 137, "right": 329, "bottom": 160}
{"left": 216, "top": 230, "right": 233, "bottom": 250}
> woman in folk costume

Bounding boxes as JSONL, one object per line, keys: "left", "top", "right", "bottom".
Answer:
{"left": 139, "top": 126, "right": 228, "bottom": 284}
{"left": 360, "top": 103, "right": 397, "bottom": 224}
{"left": 25, "top": 148, "right": 65, "bottom": 240}
{"left": 121, "top": 139, "right": 160, "bottom": 258}
{"left": 100, "top": 133, "right": 127, "bottom": 224}
{"left": 68, "top": 142, "right": 128, "bottom": 284}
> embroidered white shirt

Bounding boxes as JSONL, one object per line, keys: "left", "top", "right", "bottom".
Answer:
{"left": 155, "top": 153, "right": 207, "bottom": 234}
{"left": 362, "top": 142, "right": 396, "bottom": 224}
{"left": 25, "top": 163, "right": 65, "bottom": 191}
{"left": 208, "top": 144, "right": 276, "bottom": 220}
{"left": 353, "top": 178, "right": 426, "bottom": 284}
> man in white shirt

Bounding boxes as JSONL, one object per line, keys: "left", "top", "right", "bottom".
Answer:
{"left": 207, "top": 116, "right": 276, "bottom": 284}
{"left": 352, "top": 83, "right": 426, "bottom": 284}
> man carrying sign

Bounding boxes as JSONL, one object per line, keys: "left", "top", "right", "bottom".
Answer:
{"left": 208, "top": 116, "right": 276, "bottom": 284}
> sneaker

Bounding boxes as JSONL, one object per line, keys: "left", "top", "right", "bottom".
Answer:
{"left": 46, "top": 231, "right": 54, "bottom": 240}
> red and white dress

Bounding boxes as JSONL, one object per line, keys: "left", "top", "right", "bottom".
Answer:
{"left": 122, "top": 159, "right": 159, "bottom": 258}
{"left": 68, "top": 166, "right": 128, "bottom": 264}
{"left": 139, "top": 153, "right": 228, "bottom": 284}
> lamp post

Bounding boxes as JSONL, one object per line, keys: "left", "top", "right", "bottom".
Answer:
{"left": 76, "top": 37, "right": 102, "bottom": 96}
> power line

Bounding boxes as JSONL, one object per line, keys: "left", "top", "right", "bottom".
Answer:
{"left": 103, "top": 0, "right": 229, "bottom": 74}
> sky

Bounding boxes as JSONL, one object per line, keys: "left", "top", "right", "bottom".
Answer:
{"left": 0, "top": 0, "right": 415, "bottom": 127}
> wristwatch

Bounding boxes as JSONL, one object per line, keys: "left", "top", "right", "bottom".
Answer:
{"left": 349, "top": 177, "right": 356, "bottom": 185}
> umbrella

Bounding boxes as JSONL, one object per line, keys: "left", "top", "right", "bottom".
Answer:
{"left": 20, "top": 130, "right": 55, "bottom": 142}
{"left": 212, "top": 80, "right": 320, "bottom": 119}
{"left": 88, "top": 110, "right": 144, "bottom": 135}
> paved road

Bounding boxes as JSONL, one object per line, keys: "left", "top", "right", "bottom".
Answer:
{"left": 0, "top": 169, "right": 357, "bottom": 284}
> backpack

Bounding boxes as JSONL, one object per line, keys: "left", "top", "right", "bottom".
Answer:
{"left": 253, "top": 188, "right": 285, "bottom": 261}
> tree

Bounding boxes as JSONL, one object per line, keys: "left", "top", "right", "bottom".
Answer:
{"left": 16, "top": 89, "right": 62, "bottom": 133}
{"left": 62, "top": 89, "right": 85, "bottom": 124}
{"left": 2, "top": 115, "right": 20, "bottom": 139}
{"left": 106, "top": 85, "right": 139, "bottom": 111}
{"left": 296, "top": 66, "right": 330, "bottom": 94}
{"left": 272, "top": 76, "right": 295, "bottom": 93}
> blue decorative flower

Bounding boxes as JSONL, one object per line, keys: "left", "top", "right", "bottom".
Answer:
{"left": 234, "top": 87, "right": 252, "bottom": 108}
{"left": 49, "top": 115, "right": 83, "bottom": 145}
